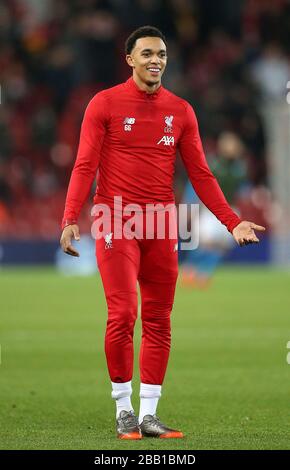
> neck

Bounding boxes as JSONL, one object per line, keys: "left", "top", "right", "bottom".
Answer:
{"left": 132, "top": 71, "right": 161, "bottom": 94}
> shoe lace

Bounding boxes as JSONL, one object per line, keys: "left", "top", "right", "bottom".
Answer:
{"left": 122, "top": 411, "right": 138, "bottom": 428}
{"left": 150, "top": 415, "right": 164, "bottom": 428}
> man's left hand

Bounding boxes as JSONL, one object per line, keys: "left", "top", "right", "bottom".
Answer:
{"left": 232, "top": 221, "right": 266, "bottom": 247}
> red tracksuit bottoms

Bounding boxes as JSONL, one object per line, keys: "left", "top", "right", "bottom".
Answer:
{"left": 95, "top": 210, "right": 178, "bottom": 385}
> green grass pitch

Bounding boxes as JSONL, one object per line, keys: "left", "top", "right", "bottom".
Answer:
{"left": 1, "top": 266, "right": 290, "bottom": 450}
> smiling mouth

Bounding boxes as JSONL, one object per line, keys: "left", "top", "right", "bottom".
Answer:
{"left": 147, "top": 68, "right": 161, "bottom": 74}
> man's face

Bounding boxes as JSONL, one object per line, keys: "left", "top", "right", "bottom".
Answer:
{"left": 126, "top": 36, "right": 167, "bottom": 85}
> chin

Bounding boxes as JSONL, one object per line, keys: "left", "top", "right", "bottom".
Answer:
{"left": 144, "top": 78, "right": 160, "bottom": 86}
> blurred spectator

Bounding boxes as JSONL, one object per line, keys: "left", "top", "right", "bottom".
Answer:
{"left": 180, "top": 131, "right": 249, "bottom": 288}
{"left": 250, "top": 42, "right": 290, "bottom": 101}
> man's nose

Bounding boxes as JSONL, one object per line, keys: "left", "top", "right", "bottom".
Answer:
{"left": 150, "top": 55, "right": 161, "bottom": 64}
{"left": 150, "top": 57, "right": 160, "bottom": 65}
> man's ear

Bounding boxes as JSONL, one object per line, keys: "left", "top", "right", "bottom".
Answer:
{"left": 126, "top": 54, "right": 135, "bottom": 68}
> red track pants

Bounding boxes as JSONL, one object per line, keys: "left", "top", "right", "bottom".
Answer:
{"left": 95, "top": 210, "right": 178, "bottom": 385}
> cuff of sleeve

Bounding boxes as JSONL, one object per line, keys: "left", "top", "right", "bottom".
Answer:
{"left": 228, "top": 217, "right": 242, "bottom": 234}
{"left": 61, "top": 219, "right": 77, "bottom": 230}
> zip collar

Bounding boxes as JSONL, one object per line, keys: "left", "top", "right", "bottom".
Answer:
{"left": 125, "top": 76, "right": 163, "bottom": 100}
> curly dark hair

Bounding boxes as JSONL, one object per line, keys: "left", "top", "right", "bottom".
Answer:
{"left": 125, "top": 25, "right": 167, "bottom": 55}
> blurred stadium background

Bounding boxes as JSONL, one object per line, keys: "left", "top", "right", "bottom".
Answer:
{"left": 1, "top": 0, "right": 290, "bottom": 450}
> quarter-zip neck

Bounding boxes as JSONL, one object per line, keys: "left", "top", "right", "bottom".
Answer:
{"left": 125, "top": 76, "right": 163, "bottom": 100}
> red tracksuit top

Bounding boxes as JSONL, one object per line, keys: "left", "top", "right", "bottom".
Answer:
{"left": 62, "top": 76, "right": 241, "bottom": 232}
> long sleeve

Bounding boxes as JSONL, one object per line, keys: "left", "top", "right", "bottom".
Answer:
{"left": 61, "top": 92, "right": 108, "bottom": 229}
{"left": 178, "top": 102, "right": 241, "bottom": 233}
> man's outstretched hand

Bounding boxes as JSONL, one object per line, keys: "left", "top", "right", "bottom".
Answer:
{"left": 60, "top": 224, "right": 80, "bottom": 257}
{"left": 232, "top": 221, "right": 266, "bottom": 247}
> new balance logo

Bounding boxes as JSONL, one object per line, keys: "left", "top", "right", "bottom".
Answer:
{"left": 124, "top": 117, "right": 135, "bottom": 125}
{"left": 123, "top": 117, "right": 135, "bottom": 131}
{"left": 157, "top": 136, "right": 175, "bottom": 146}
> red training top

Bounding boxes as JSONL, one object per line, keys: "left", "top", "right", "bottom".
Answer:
{"left": 62, "top": 76, "right": 241, "bottom": 232}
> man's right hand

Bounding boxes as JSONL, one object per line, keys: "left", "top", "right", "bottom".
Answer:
{"left": 60, "top": 224, "right": 80, "bottom": 257}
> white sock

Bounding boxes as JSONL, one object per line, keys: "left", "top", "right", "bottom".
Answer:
{"left": 139, "top": 383, "right": 162, "bottom": 424}
{"left": 111, "top": 381, "right": 133, "bottom": 418}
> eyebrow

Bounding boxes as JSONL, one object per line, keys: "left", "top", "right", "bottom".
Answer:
{"left": 140, "top": 48, "right": 167, "bottom": 53}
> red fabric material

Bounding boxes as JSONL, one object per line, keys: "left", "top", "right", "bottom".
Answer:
{"left": 62, "top": 76, "right": 241, "bottom": 233}
{"left": 62, "top": 219, "right": 77, "bottom": 229}
{"left": 95, "top": 211, "right": 178, "bottom": 384}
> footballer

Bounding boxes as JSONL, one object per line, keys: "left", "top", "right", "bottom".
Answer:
{"left": 60, "top": 26, "right": 265, "bottom": 439}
